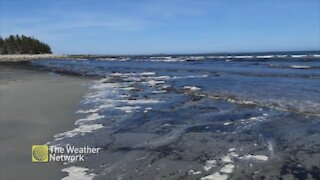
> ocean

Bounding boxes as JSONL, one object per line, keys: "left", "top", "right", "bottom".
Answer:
{"left": 32, "top": 51, "right": 320, "bottom": 180}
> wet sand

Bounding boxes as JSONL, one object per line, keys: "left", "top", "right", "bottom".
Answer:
{"left": 0, "top": 64, "right": 90, "bottom": 180}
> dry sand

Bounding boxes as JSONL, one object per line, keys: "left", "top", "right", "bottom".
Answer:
{"left": 0, "top": 64, "right": 91, "bottom": 180}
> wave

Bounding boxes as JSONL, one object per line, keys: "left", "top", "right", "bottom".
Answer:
{"left": 146, "top": 54, "right": 320, "bottom": 62}
{"left": 290, "top": 65, "right": 312, "bottom": 69}
{"left": 268, "top": 64, "right": 319, "bottom": 69}
{"left": 50, "top": 71, "right": 169, "bottom": 143}
{"left": 88, "top": 53, "right": 320, "bottom": 63}
{"left": 96, "top": 57, "right": 130, "bottom": 61}
{"left": 206, "top": 93, "right": 320, "bottom": 117}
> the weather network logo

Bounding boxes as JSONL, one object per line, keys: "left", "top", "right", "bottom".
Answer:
{"left": 32, "top": 145, "right": 49, "bottom": 162}
{"left": 32, "top": 144, "right": 100, "bottom": 163}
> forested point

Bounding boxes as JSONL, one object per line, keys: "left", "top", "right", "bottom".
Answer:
{"left": 0, "top": 35, "right": 52, "bottom": 54}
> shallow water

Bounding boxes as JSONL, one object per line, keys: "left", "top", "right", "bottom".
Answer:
{"left": 33, "top": 55, "right": 320, "bottom": 180}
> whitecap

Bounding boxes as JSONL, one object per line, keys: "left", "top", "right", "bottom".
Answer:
{"left": 183, "top": 86, "right": 201, "bottom": 91}
{"left": 114, "top": 106, "right": 140, "bottom": 113}
{"left": 152, "top": 90, "right": 167, "bottom": 94}
{"left": 291, "top": 55, "right": 307, "bottom": 58}
{"left": 140, "top": 72, "right": 156, "bottom": 76}
{"left": 290, "top": 65, "right": 311, "bottom": 69}
{"left": 124, "top": 99, "right": 162, "bottom": 104}
{"left": 142, "top": 80, "right": 165, "bottom": 86}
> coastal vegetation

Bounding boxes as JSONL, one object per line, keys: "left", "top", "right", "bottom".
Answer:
{"left": 0, "top": 35, "right": 52, "bottom": 54}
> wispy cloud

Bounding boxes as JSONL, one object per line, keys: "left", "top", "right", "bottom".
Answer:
{"left": 1, "top": 0, "right": 318, "bottom": 54}
{"left": 2, "top": 13, "right": 153, "bottom": 37}
{"left": 1, "top": 0, "right": 214, "bottom": 38}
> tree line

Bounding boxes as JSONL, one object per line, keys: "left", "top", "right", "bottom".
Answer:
{"left": 0, "top": 35, "right": 52, "bottom": 54}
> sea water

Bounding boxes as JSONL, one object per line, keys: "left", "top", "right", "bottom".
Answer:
{"left": 33, "top": 52, "right": 320, "bottom": 180}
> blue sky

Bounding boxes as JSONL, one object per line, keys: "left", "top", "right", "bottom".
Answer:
{"left": 0, "top": 0, "right": 319, "bottom": 54}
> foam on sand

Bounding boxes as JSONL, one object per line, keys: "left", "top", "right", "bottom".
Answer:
{"left": 221, "top": 155, "right": 233, "bottom": 163}
{"left": 52, "top": 71, "right": 168, "bottom": 142}
{"left": 204, "top": 160, "right": 217, "bottom": 171}
{"left": 75, "top": 113, "right": 105, "bottom": 125}
{"left": 200, "top": 172, "right": 229, "bottom": 180}
{"left": 220, "top": 164, "right": 235, "bottom": 173}
{"left": 188, "top": 170, "right": 202, "bottom": 175}
{"left": 54, "top": 124, "right": 104, "bottom": 140}
{"left": 62, "top": 166, "right": 95, "bottom": 180}
{"left": 239, "top": 155, "right": 269, "bottom": 161}
{"left": 77, "top": 109, "right": 99, "bottom": 114}
{"left": 267, "top": 140, "right": 274, "bottom": 157}
{"left": 201, "top": 149, "right": 237, "bottom": 180}
{"left": 201, "top": 147, "right": 269, "bottom": 180}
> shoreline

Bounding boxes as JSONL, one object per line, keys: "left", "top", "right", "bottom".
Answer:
{"left": 1, "top": 52, "right": 319, "bottom": 63}
{"left": 0, "top": 54, "right": 68, "bottom": 62}
{"left": 0, "top": 64, "right": 91, "bottom": 180}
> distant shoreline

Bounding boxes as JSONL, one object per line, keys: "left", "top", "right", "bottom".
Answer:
{"left": 0, "top": 54, "right": 68, "bottom": 62}
{"left": 1, "top": 50, "right": 319, "bottom": 62}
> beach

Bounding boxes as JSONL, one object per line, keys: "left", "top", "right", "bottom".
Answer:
{"left": 0, "top": 63, "right": 91, "bottom": 180}
{"left": 1, "top": 0, "right": 318, "bottom": 178}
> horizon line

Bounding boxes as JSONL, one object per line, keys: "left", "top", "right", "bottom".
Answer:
{"left": 59, "top": 49, "right": 320, "bottom": 56}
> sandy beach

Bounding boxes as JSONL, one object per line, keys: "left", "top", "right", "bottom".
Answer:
{"left": 0, "top": 64, "right": 91, "bottom": 180}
